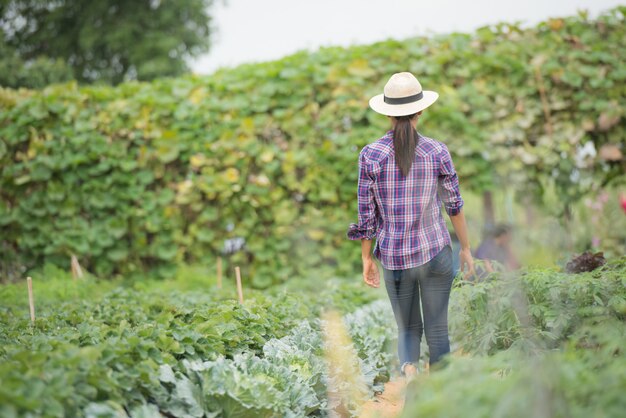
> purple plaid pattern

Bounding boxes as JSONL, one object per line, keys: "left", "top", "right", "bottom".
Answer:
{"left": 347, "top": 130, "right": 464, "bottom": 270}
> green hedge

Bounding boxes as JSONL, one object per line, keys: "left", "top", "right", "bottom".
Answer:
{"left": 1, "top": 8, "right": 624, "bottom": 285}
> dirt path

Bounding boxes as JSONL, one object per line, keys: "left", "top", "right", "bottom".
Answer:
{"left": 359, "top": 377, "right": 408, "bottom": 418}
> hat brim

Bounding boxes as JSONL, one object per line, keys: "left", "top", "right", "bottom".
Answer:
{"left": 369, "top": 90, "right": 439, "bottom": 117}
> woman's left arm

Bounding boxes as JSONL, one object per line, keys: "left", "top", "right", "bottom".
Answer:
{"left": 439, "top": 144, "right": 475, "bottom": 279}
{"left": 449, "top": 209, "right": 475, "bottom": 278}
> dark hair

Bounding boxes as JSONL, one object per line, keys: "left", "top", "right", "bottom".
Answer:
{"left": 393, "top": 112, "right": 419, "bottom": 176}
{"left": 492, "top": 223, "right": 512, "bottom": 238}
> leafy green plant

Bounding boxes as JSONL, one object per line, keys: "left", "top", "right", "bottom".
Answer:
{"left": 403, "top": 317, "right": 626, "bottom": 418}
{"left": 1, "top": 258, "right": 624, "bottom": 417}
{"left": 449, "top": 257, "right": 626, "bottom": 355}
{"left": 0, "top": 291, "right": 310, "bottom": 416}
{"left": 0, "top": 272, "right": 392, "bottom": 417}
{"left": 403, "top": 257, "right": 626, "bottom": 417}
{"left": 1, "top": 7, "right": 624, "bottom": 286}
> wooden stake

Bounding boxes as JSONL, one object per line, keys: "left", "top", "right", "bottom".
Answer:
{"left": 27, "top": 276, "right": 35, "bottom": 324}
{"left": 235, "top": 266, "right": 244, "bottom": 304}
{"left": 217, "top": 256, "right": 223, "bottom": 289}
{"left": 71, "top": 254, "right": 83, "bottom": 280}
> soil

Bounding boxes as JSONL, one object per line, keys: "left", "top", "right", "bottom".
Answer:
{"left": 359, "top": 377, "right": 408, "bottom": 418}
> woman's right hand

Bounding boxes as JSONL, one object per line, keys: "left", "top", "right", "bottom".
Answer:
{"left": 459, "top": 248, "right": 475, "bottom": 280}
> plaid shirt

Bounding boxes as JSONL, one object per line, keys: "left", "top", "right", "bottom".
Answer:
{"left": 347, "top": 130, "right": 464, "bottom": 270}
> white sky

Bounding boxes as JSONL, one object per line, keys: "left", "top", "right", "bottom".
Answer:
{"left": 190, "top": 0, "right": 623, "bottom": 74}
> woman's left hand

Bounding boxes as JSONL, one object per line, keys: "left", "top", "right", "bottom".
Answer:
{"left": 362, "top": 257, "right": 380, "bottom": 288}
{"left": 459, "top": 248, "right": 476, "bottom": 280}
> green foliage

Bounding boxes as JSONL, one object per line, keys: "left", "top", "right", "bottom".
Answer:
{"left": 403, "top": 329, "right": 626, "bottom": 418}
{"left": 0, "top": 0, "right": 215, "bottom": 86}
{"left": 0, "top": 279, "right": 347, "bottom": 418}
{"left": 1, "top": 8, "right": 625, "bottom": 285}
{"left": 163, "top": 301, "right": 396, "bottom": 418}
{"left": 449, "top": 256, "right": 626, "bottom": 355}
{"left": 0, "top": 32, "right": 74, "bottom": 89}
{"left": 0, "top": 275, "right": 392, "bottom": 417}
{"left": 402, "top": 257, "right": 626, "bottom": 418}
{"left": 343, "top": 300, "right": 396, "bottom": 389}
{"left": 1, "top": 258, "right": 624, "bottom": 417}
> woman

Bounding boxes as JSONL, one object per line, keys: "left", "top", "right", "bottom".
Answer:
{"left": 347, "top": 72, "right": 475, "bottom": 379}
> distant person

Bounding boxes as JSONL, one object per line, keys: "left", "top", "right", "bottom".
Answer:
{"left": 474, "top": 223, "right": 519, "bottom": 273}
{"left": 346, "top": 72, "right": 475, "bottom": 380}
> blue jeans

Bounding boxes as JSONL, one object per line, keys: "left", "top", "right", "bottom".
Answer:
{"left": 382, "top": 245, "right": 455, "bottom": 373}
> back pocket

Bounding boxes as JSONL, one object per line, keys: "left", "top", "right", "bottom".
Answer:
{"left": 429, "top": 245, "right": 453, "bottom": 276}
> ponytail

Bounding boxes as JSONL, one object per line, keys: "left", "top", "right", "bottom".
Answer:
{"left": 393, "top": 113, "right": 419, "bottom": 176}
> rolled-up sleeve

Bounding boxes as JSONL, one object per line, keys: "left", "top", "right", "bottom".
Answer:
{"left": 347, "top": 148, "right": 380, "bottom": 240}
{"left": 438, "top": 143, "right": 464, "bottom": 216}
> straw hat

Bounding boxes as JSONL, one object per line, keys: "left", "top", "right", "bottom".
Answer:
{"left": 369, "top": 72, "right": 439, "bottom": 117}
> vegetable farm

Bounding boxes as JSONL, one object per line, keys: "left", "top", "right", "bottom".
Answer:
{"left": 1, "top": 258, "right": 624, "bottom": 417}
{"left": 0, "top": 5, "right": 625, "bottom": 418}
{"left": 0, "top": 271, "right": 395, "bottom": 417}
